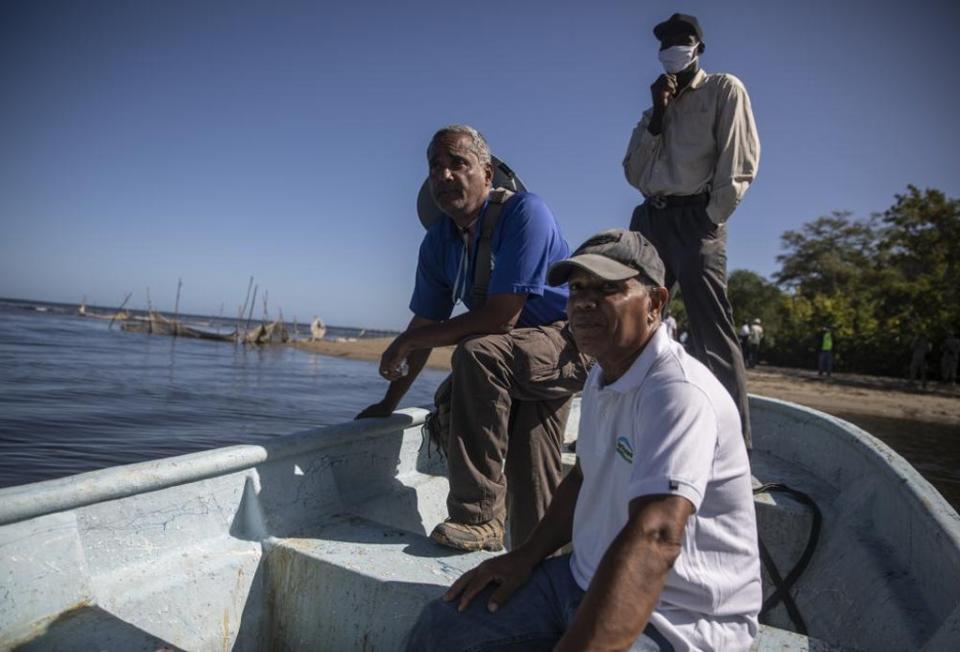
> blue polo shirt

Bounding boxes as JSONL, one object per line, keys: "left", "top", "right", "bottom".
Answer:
{"left": 410, "top": 192, "right": 571, "bottom": 328}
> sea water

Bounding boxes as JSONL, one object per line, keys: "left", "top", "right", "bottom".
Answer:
{"left": 0, "top": 300, "right": 447, "bottom": 489}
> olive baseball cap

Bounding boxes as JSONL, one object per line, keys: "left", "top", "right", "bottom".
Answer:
{"left": 547, "top": 228, "right": 666, "bottom": 287}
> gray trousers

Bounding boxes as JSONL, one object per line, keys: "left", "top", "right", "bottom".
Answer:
{"left": 630, "top": 201, "right": 752, "bottom": 447}
{"left": 436, "top": 322, "right": 590, "bottom": 547}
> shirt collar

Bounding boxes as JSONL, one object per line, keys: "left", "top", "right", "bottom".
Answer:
{"left": 687, "top": 67, "right": 707, "bottom": 91}
{"left": 591, "top": 324, "right": 671, "bottom": 394}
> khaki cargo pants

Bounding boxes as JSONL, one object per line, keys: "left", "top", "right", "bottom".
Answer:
{"left": 431, "top": 321, "right": 590, "bottom": 548}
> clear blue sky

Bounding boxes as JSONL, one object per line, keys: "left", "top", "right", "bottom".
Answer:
{"left": 2, "top": 0, "right": 958, "bottom": 330}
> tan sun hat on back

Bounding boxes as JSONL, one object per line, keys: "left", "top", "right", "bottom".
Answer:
{"left": 416, "top": 156, "right": 526, "bottom": 230}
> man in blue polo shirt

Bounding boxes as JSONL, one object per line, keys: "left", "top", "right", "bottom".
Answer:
{"left": 357, "top": 125, "right": 589, "bottom": 552}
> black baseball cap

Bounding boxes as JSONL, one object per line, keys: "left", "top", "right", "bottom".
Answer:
{"left": 653, "top": 13, "right": 704, "bottom": 42}
{"left": 548, "top": 229, "right": 666, "bottom": 288}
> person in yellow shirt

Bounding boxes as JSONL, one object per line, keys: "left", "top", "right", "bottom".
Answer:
{"left": 819, "top": 327, "right": 833, "bottom": 377}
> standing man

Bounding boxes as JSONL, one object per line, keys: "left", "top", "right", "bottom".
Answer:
{"left": 624, "top": 13, "right": 760, "bottom": 446}
{"left": 747, "top": 318, "right": 764, "bottom": 368}
{"left": 819, "top": 326, "right": 834, "bottom": 377}
{"left": 909, "top": 334, "right": 932, "bottom": 388}
{"left": 941, "top": 331, "right": 959, "bottom": 384}
{"left": 357, "top": 125, "right": 589, "bottom": 552}
{"left": 406, "top": 229, "right": 761, "bottom": 652}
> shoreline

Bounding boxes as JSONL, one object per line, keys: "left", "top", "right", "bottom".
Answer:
{"left": 290, "top": 337, "right": 454, "bottom": 371}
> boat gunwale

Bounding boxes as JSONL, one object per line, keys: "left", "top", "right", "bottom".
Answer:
{"left": 0, "top": 407, "right": 432, "bottom": 527}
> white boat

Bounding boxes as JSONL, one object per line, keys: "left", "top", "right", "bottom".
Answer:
{"left": 1, "top": 396, "right": 958, "bottom": 650}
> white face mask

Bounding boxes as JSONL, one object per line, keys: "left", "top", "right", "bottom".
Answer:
{"left": 658, "top": 44, "right": 698, "bottom": 74}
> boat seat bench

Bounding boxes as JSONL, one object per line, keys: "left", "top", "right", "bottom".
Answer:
{"left": 261, "top": 513, "right": 846, "bottom": 650}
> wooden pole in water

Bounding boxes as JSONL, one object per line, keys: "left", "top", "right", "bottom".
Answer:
{"left": 238, "top": 276, "right": 253, "bottom": 322}
{"left": 245, "top": 285, "right": 258, "bottom": 340}
{"left": 145, "top": 287, "right": 153, "bottom": 334}
{"left": 172, "top": 278, "right": 183, "bottom": 338}
{"left": 237, "top": 276, "right": 254, "bottom": 343}
{"left": 108, "top": 291, "right": 133, "bottom": 331}
{"left": 173, "top": 278, "right": 182, "bottom": 318}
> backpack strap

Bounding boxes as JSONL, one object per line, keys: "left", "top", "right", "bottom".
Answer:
{"left": 471, "top": 187, "right": 515, "bottom": 309}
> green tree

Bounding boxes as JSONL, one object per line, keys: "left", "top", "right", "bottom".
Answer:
{"left": 768, "top": 187, "right": 959, "bottom": 375}
{"left": 772, "top": 211, "right": 887, "bottom": 371}
{"left": 878, "top": 186, "right": 960, "bottom": 339}
{"left": 728, "top": 270, "right": 784, "bottom": 340}
{"left": 775, "top": 211, "right": 881, "bottom": 298}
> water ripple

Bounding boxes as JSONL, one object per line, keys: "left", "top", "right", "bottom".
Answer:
{"left": 0, "top": 305, "right": 444, "bottom": 488}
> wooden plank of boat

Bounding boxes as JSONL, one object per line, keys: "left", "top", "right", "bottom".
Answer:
{"left": 0, "top": 396, "right": 957, "bottom": 650}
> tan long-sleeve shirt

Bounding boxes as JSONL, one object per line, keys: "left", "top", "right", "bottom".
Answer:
{"left": 623, "top": 68, "right": 760, "bottom": 224}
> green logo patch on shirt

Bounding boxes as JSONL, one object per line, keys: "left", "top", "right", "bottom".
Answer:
{"left": 615, "top": 436, "right": 634, "bottom": 464}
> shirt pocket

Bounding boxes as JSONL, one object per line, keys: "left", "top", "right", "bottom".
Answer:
{"left": 670, "top": 97, "right": 715, "bottom": 152}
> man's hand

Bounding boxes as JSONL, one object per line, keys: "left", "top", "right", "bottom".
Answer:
{"left": 379, "top": 335, "right": 412, "bottom": 381}
{"left": 651, "top": 73, "right": 678, "bottom": 112}
{"left": 443, "top": 551, "right": 537, "bottom": 614}
{"left": 355, "top": 400, "right": 394, "bottom": 420}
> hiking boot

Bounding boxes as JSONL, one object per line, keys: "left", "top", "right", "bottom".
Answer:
{"left": 430, "top": 518, "right": 504, "bottom": 552}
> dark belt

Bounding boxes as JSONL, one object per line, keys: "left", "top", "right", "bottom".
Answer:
{"left": 645, "top": 192, "right": 709, "bottom": 210}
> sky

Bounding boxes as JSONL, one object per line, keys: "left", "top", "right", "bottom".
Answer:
{"left": 1, "top": 0, "right": 958, "bottom": 330}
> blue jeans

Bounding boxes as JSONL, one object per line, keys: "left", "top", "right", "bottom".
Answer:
{"left": 405, "top": 555, "right": 674, "bottom": 651}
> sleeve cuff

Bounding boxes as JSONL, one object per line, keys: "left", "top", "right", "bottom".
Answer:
{"left": 510, "top": 284, "right": 543, "bottom": 296}
{"left": 706, "top": 197, "right": 735, "bottom": 224}
{"left": 628, "top": 476, "right": 704, "bottom": 512}
{"left": 408, "top": 300, "right": 452, "bottom": 322}
{"left": 488, "top": 283, "right": 543, "bottom": 296}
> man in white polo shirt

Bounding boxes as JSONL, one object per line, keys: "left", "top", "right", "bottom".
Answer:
{"left": 406, "top": 228, "right": 760, "bottom": 651}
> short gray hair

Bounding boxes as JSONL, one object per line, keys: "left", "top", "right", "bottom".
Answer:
{"left": 428, "top": 124, "right": 492, "bottom": 167}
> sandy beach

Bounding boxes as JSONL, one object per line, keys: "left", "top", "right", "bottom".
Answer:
{"left": 290, "top": 337, "right": 960, "bottom": 508}
{"left": 291, "top": 337, "right": 454, "bottom": 370}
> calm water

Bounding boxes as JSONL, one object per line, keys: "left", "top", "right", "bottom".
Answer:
{"left": 0, "top": 301, "right": 446, "bottom": 488}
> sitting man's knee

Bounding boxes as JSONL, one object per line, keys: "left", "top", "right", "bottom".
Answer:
{"left": 452, "top": 334, "right": 503, "bottom": 369}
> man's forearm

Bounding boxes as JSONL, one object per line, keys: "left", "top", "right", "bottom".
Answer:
{"left": 380, "top": 347, "right": 432, "bottom": 410}
{"left": 513, "top": 465, "right": 582, "bottom": 562}
{"left": 559, "top": 530, "right": 674, "bottom": 650}
{"left": 403, "top": 295, "right": 525, "bottom": 352}
{"left": 558, "top": 497, "right": 688, "bottom": 651}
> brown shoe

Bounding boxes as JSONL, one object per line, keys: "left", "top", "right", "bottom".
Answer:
{"left": 430, "top": 518, "right": 504, "bottom": 552}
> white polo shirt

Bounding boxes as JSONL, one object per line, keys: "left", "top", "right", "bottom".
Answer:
{"left": 570, "top": 325, "right": 761, "bottom": 651}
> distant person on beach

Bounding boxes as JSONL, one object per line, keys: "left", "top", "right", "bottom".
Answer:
{"left": 739, "top": 322, "right": 750, "bottom": 357}
{"left": 623, "top": 12, "right": 760, "bottom": 447}
{"left": 309, "top": 316, "right": 326, "bottom": 341}
{"left": 407, "top": 229, "right": 760, "bottom": 652}
{"left": 909, "top": 334, "right": 932, "bottom": 388}
{"left": 663, "top": 312, "right": 677, "bottom": 340}
{"left": 941, "top": 332, "right": 959, "bottom": 384}
{"left": 819, "top": 327, "right": 834, "bottom": 377}
{"left": 357, "top": 125, "right": 590, "bottom": 552}
{"left": 747, "top": 318, "right": 763, "bottom": 368}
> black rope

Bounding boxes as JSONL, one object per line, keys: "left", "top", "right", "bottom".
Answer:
{"left": 421, "top": 413, "right": 446, "bottom": 459}
{"left": 753, "top": 482, "right": 823, "bottom": 635}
